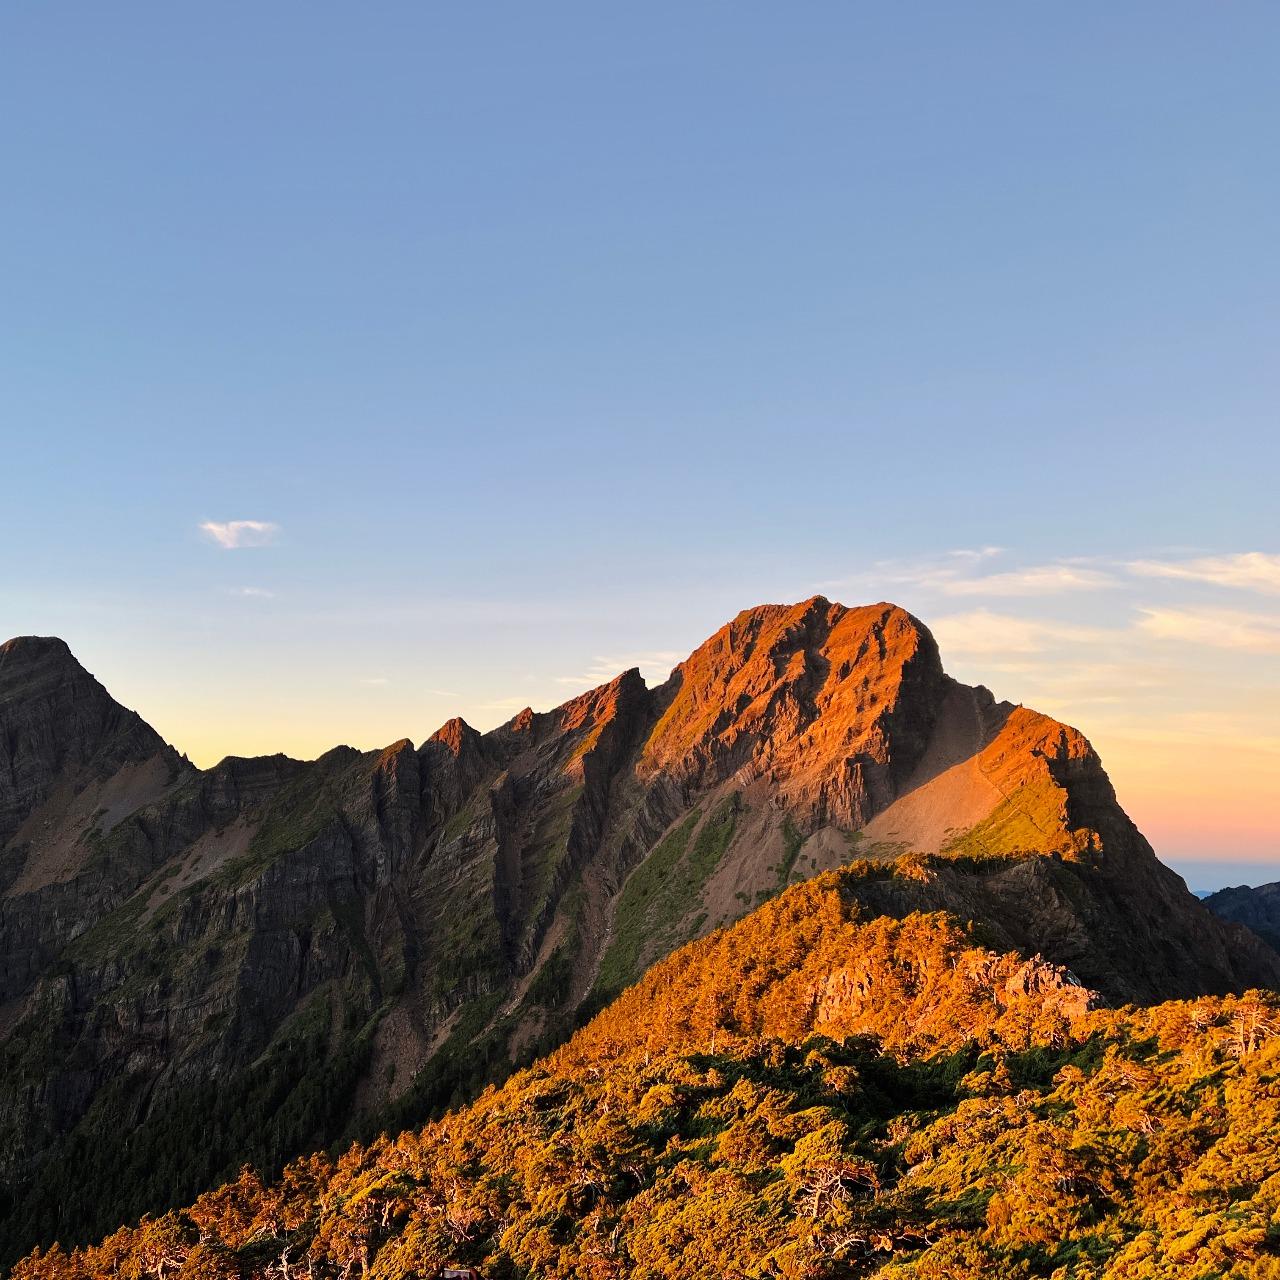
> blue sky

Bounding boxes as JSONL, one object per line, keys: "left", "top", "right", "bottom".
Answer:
{"left": 1, "top": 5, "right": 1276, "bottom": 886}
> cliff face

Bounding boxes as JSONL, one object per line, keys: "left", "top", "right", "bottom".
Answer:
{"left": 0, "top": 600, "right": 1274, "bottom": 1262}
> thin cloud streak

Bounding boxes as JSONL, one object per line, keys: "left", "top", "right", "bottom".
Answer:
{"left": 1128, "top": 552, "right": 1280, "bottom": 595}
{"left": 938, "top": 565, "right": 1117, "bottom": 597}
{"left": 819, "top": 550, "right": 1116, "bottom": 600}
{"left": 822, "top": 548, "right": 1280, "bottom": 606}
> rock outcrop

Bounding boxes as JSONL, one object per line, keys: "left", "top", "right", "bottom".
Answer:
{"left": 0, "top": 599, "right": 1274, "bottom": 1263}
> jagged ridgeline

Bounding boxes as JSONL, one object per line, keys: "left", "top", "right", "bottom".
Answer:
{"left": 12, "top": 873, "right": 1280, "bottom": 1279}
{"left": 1, "top": 599, "right": 1277, "bottom": 1266}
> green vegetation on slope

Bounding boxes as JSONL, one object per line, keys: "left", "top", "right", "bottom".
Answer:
{"left": 214, "top": 760, "right": 349, "bottom": 889}
{"left": 0, "top": 985, "right": 381, "bottom": 1268}
{"left": 941, "top": 773, "right": 1077, "bottom": 862}
{"left": 594, "top": 793, "right": 740, "bottom": 1004}
{"left": 776, "top": 815, "right": 805, "bottom": 890}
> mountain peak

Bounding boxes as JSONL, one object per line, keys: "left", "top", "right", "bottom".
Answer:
{"left": 555, "top": 666, "right": 648, "bottom": 736}
{"left": 0, "top": 633, "right": 78, "bottom": 672}
{"left": 426, "top": 715, "right": 480, "bottom": 756}
{"left": 640, "top": 598, "right": 945, "bottom": 827}
{"left": 0, "top": 635, "right": 180, "bottom": 850}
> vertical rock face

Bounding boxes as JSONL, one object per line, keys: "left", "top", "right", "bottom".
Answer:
{"left": 0, "top": 599, "right": 1275, "bottom": 1264}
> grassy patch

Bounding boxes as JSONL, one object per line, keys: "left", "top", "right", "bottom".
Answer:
{"left": 942, "top": 774, "right": 1071, "bottom": 861}
{"left": 438, "top": 794, "right": 482, "bottom": 846}
{"left": 776, "top": 817, "right": 805, "bottom": 890}
{"left": 425, "top": 861, "right": 504, "bottom": 998}
{"left": 213, "top": 763, "right": 350, "bottom": 889}
{"left": 595, "top": 794, "right": 740, "bottom": 1003}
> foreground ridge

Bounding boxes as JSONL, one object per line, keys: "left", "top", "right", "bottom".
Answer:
{"left": 13, "top": 871, "right": 1280, "bottom": 1279}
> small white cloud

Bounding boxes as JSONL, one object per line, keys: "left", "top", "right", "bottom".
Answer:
{"left": 945, "top": 546, "right": 1005, "bottom": 564}
{"left": 228, "top": 586, "right": 275, "bottom": 598}
{"left": 200, "top": 520, "right": 280, "bottom": 549}
{"left": 358, "top": 677, "right": 390, "bottom": 687}
{"left": 1137, "top": 607, "right": 1280, "bottom": 654}
{"left": 1127, "top": 552, "right": 1280, "bottom": 595}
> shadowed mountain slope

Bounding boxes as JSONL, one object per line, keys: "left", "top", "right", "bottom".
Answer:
{"left": 1204, "top": 880, "right": 1280, "bottom": 954}
{"left": 0, "top": 598, "right": 1274, "bottom": 1263}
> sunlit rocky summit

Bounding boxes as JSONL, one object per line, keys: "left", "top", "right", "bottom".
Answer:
{"left": 1, "top": 599, "right": 1276, "bottom": 1265}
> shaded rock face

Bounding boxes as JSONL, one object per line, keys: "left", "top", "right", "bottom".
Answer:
{"left": 1204, "top": 881, "right": 1280, "bottom": 954}
{"left": 0, "top": 599, "right": 1274, "bottom": 1262}
{"left": 0, "top": 637, "right": 185, "bottom": 854}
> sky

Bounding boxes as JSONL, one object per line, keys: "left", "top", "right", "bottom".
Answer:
{"left": 1, "top": 4, "right": 1276, "bottom": 891}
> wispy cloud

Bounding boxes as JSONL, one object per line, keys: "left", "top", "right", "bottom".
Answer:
{"left": 938, "top": 602, "right": 1280, "bottom": 660}
{"left": 1137, "top": 607, "right": 1280, "bottom": 654}
{"left": 931, "top": 609, "right": 1115, "bottom": 655}
{"left": 554, "top": 650, "right": 683, "bottom": 687}
{"left": 228, "top": 586, "right": 275, "bottom": 598}
{"left": 200, "top": 520, "right": 280, "bottom": 549}
{"left": 817, "top": 547, "right": 995, "bottom": 592}
{"left": 1128, "top": 552, "right": 1280, "bottom": 595}
{"left": 938, "top": 564, "right": 1117, "bottom": 597}
{"left": 358, "top": 677, "right": 390, "bottom": 687}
